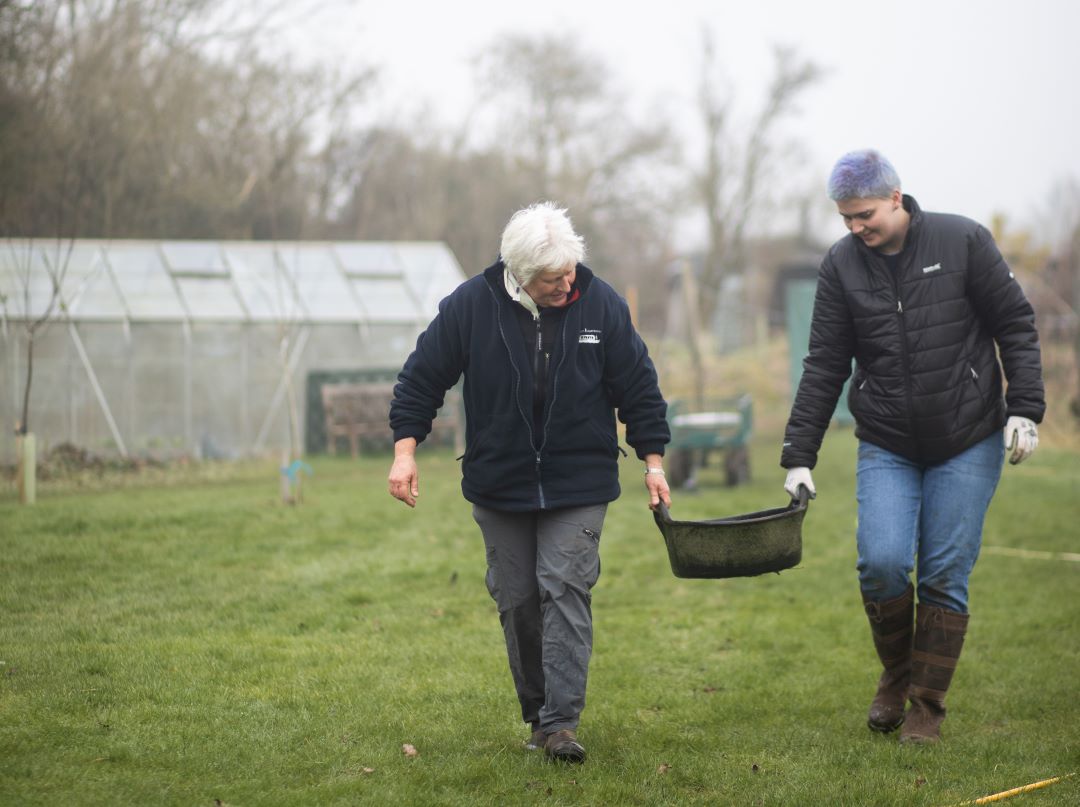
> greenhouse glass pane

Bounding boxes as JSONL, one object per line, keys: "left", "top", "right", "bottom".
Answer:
{"left": 276, "top": 246, "right": 360, "bottom": 321}
{"left": 396, "top": 243, "right": 465, "bottom": 314}
{"left": 333, "top": 243, "right": 403, "bottom": 277}
{"left": 64, "top": 244, "right": 127, "bottom": 320}
{"left": 176, "top": 277, "right": 246, "bottom": 320}
{"left": 349, "top": 277, "right": 420, "bottom": 322}
{"left": 0, "top": 241, "right": 58, "bottom": 319}
{"left": 105, "top": 244, "right": 185, "bottom": 319}
{"left": 224, "top": 245, "right": 306, "bottom": 322}
{"left": 161, "top": 242, "right": 228, "bottom": 276}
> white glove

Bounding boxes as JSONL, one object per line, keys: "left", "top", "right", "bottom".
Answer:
{"left": 1004, "top": 416, "right": 1038, "bottom": 465}
{"left": 784, "top": 466, "right": 816, "bottom": 499}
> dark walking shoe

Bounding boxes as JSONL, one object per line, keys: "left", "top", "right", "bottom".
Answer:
{"left": 544, "top": 729, "right": 586, "bottom": 763}
{"left": 524, "top": 727, "right": 547, "bottom": 751}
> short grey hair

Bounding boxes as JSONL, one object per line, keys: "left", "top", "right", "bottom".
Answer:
{"left": 499, "top": 201, "right": 586, "bottom": 287}
{"left": 827, "top": 149, "right": 901, "bottom": 201}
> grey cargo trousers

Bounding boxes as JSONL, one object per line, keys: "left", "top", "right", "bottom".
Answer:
{"left": 472, "top": 503, "right": 607, "bottom": 734}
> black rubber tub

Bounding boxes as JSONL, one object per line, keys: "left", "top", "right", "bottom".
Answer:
{"left": 653, "top": 487, "right": 810, "bottom": 578}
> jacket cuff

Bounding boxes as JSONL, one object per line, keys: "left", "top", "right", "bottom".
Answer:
{"left": 634, "top": 443, "right": 666, "bottom": 460}
{"left": 780, "top": 451, "right": 817, "bottom": 470}
{"left": 392, "top": 427, "right": 428, "bottom": 444}
{"left": 1005, "top": 407, "right": 1043, "bottom": 425}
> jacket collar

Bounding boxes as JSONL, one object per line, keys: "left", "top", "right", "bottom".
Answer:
{"left": 503, "top": 267, "right": 540, "bottom": 318}
{"left": 484, "top": 260, "right": 593, "bottom": 311}
{"left": 853, "top": 194, "right": 924, "bottom": 260}
{"left": 901, "top": 194, "right": 923, "bottom": 245}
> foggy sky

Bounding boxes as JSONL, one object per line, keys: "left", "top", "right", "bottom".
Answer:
{"left": 279, "top": 0, "right": 1080, "bottom": 246}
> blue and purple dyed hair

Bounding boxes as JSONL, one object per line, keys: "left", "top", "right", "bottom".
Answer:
{"left": 827, "top": 150, "right": 901, "bottom": 201}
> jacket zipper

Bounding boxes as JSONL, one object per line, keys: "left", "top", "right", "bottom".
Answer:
{"left": 534, "top": 318, "right": 551, "bottom": 405}
{"left": 487, "top": 285, "right": 538, "bottom": 490}
{"left": 534, "top": 316, "right": 544, "bottom": 396}
{"left": 533, "top": 314, "right": 546, "bottom": 509}
{"left": 889, "top": 265, "right": 919, "bottom": 453}
{"left": 535, "top": 310, "right": 573, "bottom": 509}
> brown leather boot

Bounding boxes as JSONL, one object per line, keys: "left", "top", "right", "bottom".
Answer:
{"left": 900, "top": 603, "right": 969, "bottom": 744}
{"left": 544, "top": 729, "right": 586, "bottom": 763}
{"left": 863, "top": 583, "right": 914, "bottom": 733}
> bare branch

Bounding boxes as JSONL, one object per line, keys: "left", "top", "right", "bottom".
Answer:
{"left": 693, "top": 35, "right": 820, "bottom": 327}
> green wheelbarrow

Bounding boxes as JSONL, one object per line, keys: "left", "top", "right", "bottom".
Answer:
{"left": 653, "top": 487, "right": 811, "bottom": 579}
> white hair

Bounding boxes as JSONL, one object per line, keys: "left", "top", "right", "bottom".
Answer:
{"left": 499, "top": 201, "right": 586, "bottom": 286}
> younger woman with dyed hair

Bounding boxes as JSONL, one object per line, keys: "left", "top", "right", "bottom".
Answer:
{"left": 781, "top": 150, "right": 1044, "bottom": 743}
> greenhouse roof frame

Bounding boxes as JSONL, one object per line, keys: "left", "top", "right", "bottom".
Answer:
{"left": 1, "top": 238, "right": 466, "bottom": 460}
{"left": 0, "top": 238, "right": 465, "bottom": 326}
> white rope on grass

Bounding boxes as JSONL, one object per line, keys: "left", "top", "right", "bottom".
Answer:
{"left": 982, "top": 546, "right": 1080, "bottom": 562}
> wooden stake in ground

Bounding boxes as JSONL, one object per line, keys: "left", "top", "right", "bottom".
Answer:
{"left": 16, "top": 431, "right": 36, "bottom": 505}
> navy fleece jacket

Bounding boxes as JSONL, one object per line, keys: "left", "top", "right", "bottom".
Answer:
{"left": 390, "top": 261, "right": 670, "bottom": 511}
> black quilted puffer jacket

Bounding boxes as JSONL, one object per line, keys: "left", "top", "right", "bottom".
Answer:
{"left": 782, "top": 195, "right": 1044, "bottom": 469}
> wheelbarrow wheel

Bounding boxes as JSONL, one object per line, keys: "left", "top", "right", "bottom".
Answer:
{"left": 724, "top": 445, "right": 751, "bottom": 487}
{"left": 668, "top": 447, "right": 695, "bottom": 489}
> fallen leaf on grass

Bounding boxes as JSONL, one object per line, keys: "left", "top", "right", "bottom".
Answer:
{"left": 658, "top": 763, "right": 672, "bottom": 774}
{"left": 362, "top": 767, "right": 375, "bottom": 775}
{"left": 402, "top": 743, "right": 419, "bottom": 758}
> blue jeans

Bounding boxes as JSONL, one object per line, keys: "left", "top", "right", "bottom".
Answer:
{"left": 855, "top": 433, "right": 1004, "bottom": 613}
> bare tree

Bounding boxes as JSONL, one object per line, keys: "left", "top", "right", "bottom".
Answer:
{"left": 474, "top": 35, "right": 609, "bottom": 198}
{"left": 694, "top": 33, "right": 821, "bottom": 329}
{"left": 1048, "top": 181, "right": 1080, "bottom": 421}
{"left": 469, "top": 34, "right": 678, "bottom": 304}
{"left": 0, "top": 0, "right": 373, "bottom": 241}
{"left": 0, "top": 3, "right": 87, "bottom": 502}
{"left": 0, "top": 0, "right": 378, "bottom": 493}
{"left": 3, "top": 241, "right": 73, "bottom": 436}
{"left": 993, "top": 182, "right": 1080, "bottom": 427}
{"left": 1071, "top": 226, "right": 1080, "bottom": 421}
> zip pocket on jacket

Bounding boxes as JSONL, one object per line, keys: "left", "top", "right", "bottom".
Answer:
{"left": 968, "top": 364, "right": 990, "bottom": 406}
{"left": 588, "top": 421, "right": 620, "bottom": 458}
{"left": 848, "top": 370, "right": 868, "bottom": 413}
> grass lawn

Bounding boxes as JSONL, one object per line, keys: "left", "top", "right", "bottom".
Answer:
{"left": 2, "top": 430, "right": 1078, "bottom": 806}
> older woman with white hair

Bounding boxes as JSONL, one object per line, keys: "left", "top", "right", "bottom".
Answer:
{"left": 389, "top": 201, "right": 671, "bottom": 763}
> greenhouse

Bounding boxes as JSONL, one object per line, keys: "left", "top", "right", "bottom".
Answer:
{"left": 0, "top": 239, "right": 466, "bottom": 465}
